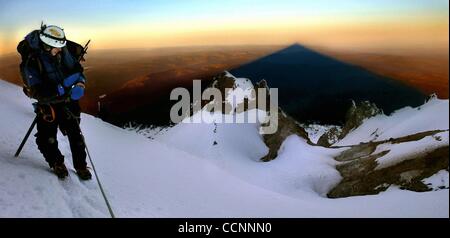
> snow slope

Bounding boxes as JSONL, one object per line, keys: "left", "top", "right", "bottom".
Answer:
{"left": 0, "top": 79, "right": 448, "bottom": 218}
{"left": 335, "top": 97, "right": 449, "bottom": 146}
{"left": 423, "top": 170, "right": 449, "bottom": 191}
{"left": 374, "top": 131, "right": 449, "bottom": 170}
{"left": 331, "top": 95, "right": 449, "bottom": 172}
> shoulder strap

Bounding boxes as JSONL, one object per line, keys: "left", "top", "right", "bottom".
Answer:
{"left": 26, "top": 51, "right": 44, "bottom": 77}
{"left": 18, "top": 39, "right": 44, "bottom": 76}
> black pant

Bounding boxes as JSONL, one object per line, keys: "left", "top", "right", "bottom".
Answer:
{"left": 35, "top": 101, "right": 87, "bottom": 170}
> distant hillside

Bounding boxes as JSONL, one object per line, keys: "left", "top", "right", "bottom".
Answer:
{"left": 0, "top": 45, "right": 284, "bottom": 121}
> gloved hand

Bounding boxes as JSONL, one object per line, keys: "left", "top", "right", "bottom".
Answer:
{"left": 70, "top": 82, "right": 85, "bottom": 100}
{"left": 63, "top": 73, "right": 85, "bottom": 88}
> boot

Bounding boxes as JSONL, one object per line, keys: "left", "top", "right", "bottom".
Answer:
{"left": 52, "top": 162, "right": 68, "bottom": 179}
{"left": 76, "top": 167, "right": 92, "bottom": 180}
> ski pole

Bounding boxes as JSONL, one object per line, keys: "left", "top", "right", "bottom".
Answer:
{"left": 15, "top": 116, "right": 38, "bottom": 158}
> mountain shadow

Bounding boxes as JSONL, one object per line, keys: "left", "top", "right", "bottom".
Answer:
{"left": 230, "top": 43, "right": 428, "bottom": 125}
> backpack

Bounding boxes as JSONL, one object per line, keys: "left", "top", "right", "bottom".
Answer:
{"left": 17, "top": 36, "right": 86, "bottom": 97}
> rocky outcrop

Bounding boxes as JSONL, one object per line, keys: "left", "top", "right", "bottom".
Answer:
{"left": 207, "top": 72, "right": 311, "bottom": 162}
{"left": 200, "top": 72, "right": 236, "bottom": 114}
{"left": 318, "top": 101, "right": 381, "bottom": 147}
{"left": 317, "top": 127, "right": 341, "bottom": 147}
{"left": 328, "top": 130, "right": 449, "bottom": 198}
{"left": 252, "top": 78, "right": 311, "bottom": 162}
{"left": 260, "top": 108, "right": 311, "bottom": 162}
{"left": 341, "top": 101, "right": 382, "bottom": 138}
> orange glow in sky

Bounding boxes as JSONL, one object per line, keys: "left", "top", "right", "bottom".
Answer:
{"left": 0, "top": 0, "right": 448, "bottom": 55}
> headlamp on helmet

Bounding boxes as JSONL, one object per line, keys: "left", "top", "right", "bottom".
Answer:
{"left": 39, "top": 24, "right": 66, "bottom": 48}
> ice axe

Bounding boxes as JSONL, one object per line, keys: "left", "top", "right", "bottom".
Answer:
{"left": 78, "top": 39, "right": 90, "bottom": 62}
{"left": 14, "top": 97, "right": 68, "bottom": 158}
{"left": 14, "top": 116, "right": 38, "bottom": 158}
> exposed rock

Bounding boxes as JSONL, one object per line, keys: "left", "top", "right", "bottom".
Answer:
{"left": 210, "top": 72, "right": 236, "bottom": 95}
{"left": 204, "top": 72, "right": 235, "bottom": 114}
{"left": 260, "top": 108, "right": 311, "bottom": 162}
{"left": 317, "top": 127, "right": 341, "bottom": 147}
{"left": 328, "top": 146, "right": 448, "bottom": 198}
{"left": 253, "top": 79, "right": 271, "bottom": 111}
{"left": 334, "top": 143, "right": 377, "bottom": 162}
{"left": 328, "top": 130, "right": 449, "bottom": 198}
{"left": 340, "top": 101, "right": 382, "bottom": 139}
{"left": 207, "top": 72, "right": 315, "bottom": 162}
{"left": 318, "top": 101, "right": 382, "bottom": 146}
{"left": 252, "top": 78, "right": 311, "bottom": 162}
{"left": 390, "top": 130, "right": 447, "bottom": 144}
{"left": 255, "top": 79, "right": 269, "bottom": 90}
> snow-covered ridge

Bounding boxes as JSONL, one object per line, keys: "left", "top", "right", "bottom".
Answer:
{"left": 132, "top": 71, "right": 448, "bottom": 198}
{"left": 375, "top": 131, "right": 449, "bottom": 170}
{"left": 1, "top": 78, "right": 448, "bottom": 218}
{"left": 335, "top": 96, "right": 449, "bottom": 146}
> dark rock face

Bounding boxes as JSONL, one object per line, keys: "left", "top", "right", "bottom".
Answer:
{"left": 209, "top": 72, "right": 236, "bottom": 96}
{"left": 317, "top": 127, "right": 341, "bottom": 147}
{"left": 202, "top": 72, "right": 236, "bottom": 114}
{"left": 317, "top": 101, "right": 381, "bottom": 147}
{"left": 260, "top": 108, "right": 311, "bottom": 162}
{"left": 253, "top": 78, "right": 311, "bottom": 162}
{"left": 328, "top": 130, "right": 449, "bottom": 198}
{"left": 340, "top": 101, "right": 382, "bottom": 140}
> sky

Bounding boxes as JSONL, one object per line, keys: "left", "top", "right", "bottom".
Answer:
{"left": 0, "top": 0, "right": 448, "bottom": 55}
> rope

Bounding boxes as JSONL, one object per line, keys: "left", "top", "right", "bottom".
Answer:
{"left": 65, "top": 107, "right": 116, "bottom": 218}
